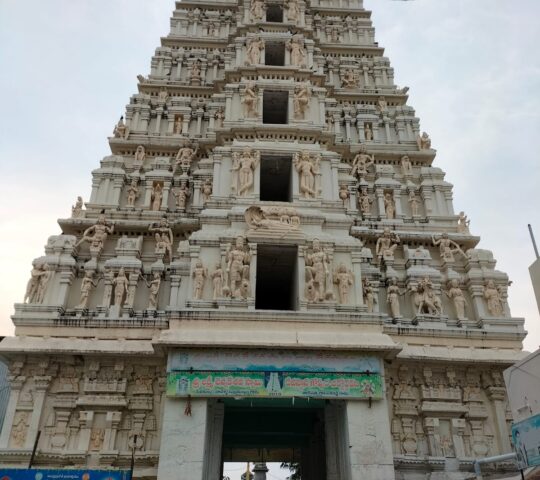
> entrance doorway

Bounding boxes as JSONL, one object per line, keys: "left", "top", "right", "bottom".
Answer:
{"left": 221, "top": 398, "right": 327, "bottom": 480}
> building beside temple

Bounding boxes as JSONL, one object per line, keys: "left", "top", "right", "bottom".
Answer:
{"left": 0, "top": 0, "right": 527, "bottom": 479}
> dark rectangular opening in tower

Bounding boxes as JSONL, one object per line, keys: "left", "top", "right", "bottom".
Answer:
{"left": 265, "top": 42, "right": 285, "bottom": 66}
{"left": 260, "top": 155, "right": 292, "bottom": 202}
{"left": 256, "top": 245, "right": 297, "bottom": 310}
{"left": 263, "top": 91, "right": 288, "bottom": 124}
{"left": 266, "top": 5, "right": 283, "bottom": 22}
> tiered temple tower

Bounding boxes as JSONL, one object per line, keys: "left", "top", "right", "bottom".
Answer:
{"left": 0, "top": 0, "right": 526, "bottom": 479}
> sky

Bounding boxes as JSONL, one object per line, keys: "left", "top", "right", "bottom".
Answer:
{"left": 0, "top": 0, "right": 539, "bottom": 478}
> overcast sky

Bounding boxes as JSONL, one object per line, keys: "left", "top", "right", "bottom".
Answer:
{"left": 0, "top": 0, "right": 539, "bottom": 478}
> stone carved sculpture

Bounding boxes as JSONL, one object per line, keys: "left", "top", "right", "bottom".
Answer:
{"left": 285, "top": 0, "right": 300, "bottom": 21}
{"left": 384, "top": 192, "right": 396, "bottom": 219}
{"left": 232, "top": 148, "right": 260, "bottom": 196}
{"left": 173, "top": 115, "right": 183, "bottom": 135}
{"left": 214, "top": 108, "right": 225, "bottom": 128}
{"left": 364, "top": 122, "right": 374, "bottom": 141}
{"left": 172, "top": 181, "right": 191, "bottom": 210}
{"left": 376, "top": 228, "right": 400, "bottom": 262}
{"left": 445, "top": 279, "right": 467, "bottom": 321}
{"left": 202, "top": 179, "right": 213, "bottom": 203}
{"left": 113, "top": 116, "right": 129, "bottom": 139}
{"left": 24, "top": 264, "right": 51, "bottom": 304}
{"left": 245, "top": 205, "right": 300, "bottom": 232}
{"left": 133, "top": 145, "right": 146, "bottom": 172}
{"left": 287, "top": 34, "right": 307, "bottom": 68}
{"left": 293, "top": 151, "right": 321, "bottom": 199}
{"left": 305, "top": 239, "right": 333, "bottom": 302}
{"left": 151, "top": 183, "right": 163, "bottom": 211}
{"left": 377, "top": 96, "right": 388, "bottom": 115}
{"left": 325, "top": 111, "right": 334, "bottom": 131}
{"left": 350, "top": 146, "right": 374, "bottom": 179}
{"left": 358, "top": 187, "right": 373, "bottom": 215}
{"left": 410, "top": 277, "right": 442, "bottom": 316}
{"left": 90, "top": 429, "right": 105, "bottom": 451}
{"left": 250, "top": 0, "right": 266, "bottom": 21}
{"left": 192, "top": 260, "right": 207, "bottom": 300}
{"left": 386, "top": 278, "right": 404, "bottom": 319}
{"left": 483, "top": 280, "right": 504, "bottom": 317}
{"left": 112, "top": 268, "right": 129, "bottom": 307}
{"left": 333, "top": 264, "right": 353, "bottom": 304}
{"left": 432, "top": 233, "right": 466, "bottom": 261}
{"left": 212, "top": 264, "right": 224, "bottom": 300}
{"left": 339, "top": 184, "right": 350, "bottom": 206}
{"left": 408, "top": 190, "right": 420, "bottom": 216}
{"left": 457, "top": 211, "right": 471, "bottom": 234}
{"left": 175, "top": 143, "right": 198, "bottom": 174}
{"left": 127, "top": 179, "right": 139, "bottom": 207}
{"left": 10, "top": 412, "right": 29, "bottom": 448}
{"left": 246, "top": 36, "right": 265, "bottom": 65}
{"left": 190, "top": 60, "right": 202, "bottom": 85}
{"left": 72, "top": 196, "right": 84, "bottom": 218}
{"left": 417, "top": 131, "right": 431, "bottom": 150}
{"left": 341, "top": 69, "right": 359, "bottom": 89}
{"left": 77, "top": 271, "right": 99, "bottom": 309}
{"left": 293, "top": 82, "right": 311, "bottom": 120}
{"left": 76, "top": 215, "right": 114, "bottom": 259}
{"left": 242, "top": 82, "right": 258, "bottom": 118}
{"left": 149, "top": 218, "right": 173, "bottom": 262}
{"left": 158, "top": 88, "right": 168, "bottom": 104}
{"left": 144, "top": 273, "right": 162, "bottom": 310}
{"left": 362, "top": 279, "right": 377, "bottom": 313}
{"left": 225, "top": 236, "right": 251, "bottom": 299}
{"left": 401, "top": 155, "right": 413, "bottom": 175}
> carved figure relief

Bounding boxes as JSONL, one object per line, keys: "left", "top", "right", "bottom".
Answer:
{"left": 445, "top": 279, "right": 467, "bottom": 320}
{"left": 293, "top": 82, "right": 311, "bottom": 119}
{"left": 483, "top": 280, "right": 504, "bottom": 316}
{"left": 232, "top": 148, "right": 260, "bottom": 196}
{"left": 212, "top": 264, "right": 224, "bottom": 300}
{"left": 90, "top": 428, "right": 105, "bottom": 451}
{"left": 242, "top": 82, "right": 258, "bottom": 118}
{"left": 76, "top": 215, "right": 114, "bottom": 259}
{"left": 287, "top": 34, "right": 307, "bottom": 68}
{"left": 401, "top": 155, "right": 413, "bottom": 175}
{"left": 214, "top": 108, "right": 225, "bottom": 128}
{"left": 249, "top": 0, "right": 266, "bottom": 21}
{"left": 285, "top": 0, "right": 300, "bottom": 21}
{"left": 417, "top": 131, "right": 431, "bottom": 150}
{"left": 145, "top": 272, "right": 162, "bottom": 309}
{"left": 190, "top": 60, "right": 202, "bottom": 85}
{"left": 376, "top": 228, "right": 400, "bottom": 261}
{"left": 133, "top": 145, "right": 146, "bottom": 173}
{"left": 225, "top": 236, "right": 251, "bottom": 299}
{"left": 457, "top": 211, "right": 471, "bottom": 234}
{"left": 411, "top": 277, "right": 442, "bottom": 316}
{"left": 333, "top": 264, "right": 353, "bottom": 304}
{"left": 246, "top": 36, "right": 265, "bottom": 65}
{"left": 24, "top": 264, "right": 51, "bottom": 304}
{"left": 364, "top": 122, "right": 373, "bottom": 141}
{"left": 192, "top": 260, "right": 207, "bottom": 300}
{"left": 202, "top": 179, "right": 213, "bottom": 203}
{"left": 245, "top": 205, "right": 300, "bottom": 232}
{"left": 149, "top": 218, "right": 173, "bottom": 262}
{"left": 113, "top": 116, "right": 129, "bottom": 139}
{"left": 127, "top": 178, "right": 139, "bottom": 207}
{"left": 350, "top": 146, "right": 374, "bottom": 179}
{"left": 384, "top": 192, "right": 396, "bottom": 219}
{"left": 358, "top": 187, "right": 373, "bottom": 215}
{"left": 362, "top": 279, "right": 377, "bottom": 313}
{"left": 112, "top": 268, "right": 129, "bottom": 307}
{"left": 173, "top": 115, "right": 183, "bottom": 135}
{"left": 305, "top": 239, "right": 333, "bottom": 302}
{"left": 432, "top": 233, "right": 466, "bottom": 261}
{"left": 172, "top": 181, "right": 191, "bottom": 210}
{"left": 408, "top": 190, "right": 420, "bottom": 216}
{"left": 386, "top": 278, "right": 403, "bottom": 319}
{"left": 150, "top": 182, "right": 163, "bottom": 211}
{"left": 175, "top": 143, "right": 198, "bottom": 174}
{"left": 341, "top": 69, "right": 359, "bottom": 89}
{"left": 10, "top": 412, "right": 29, "bottom": 448}
{"left": 77, "top": 271, "right": 99, "bottom": 309}
{"left": 339, "top": 184, "right": 350, "bottom": 206}
{"left": 293, "top": 151, "right": 321, "bottom": 199}
{"left": 72, "top": 196, "right": 84, "bottom": 218}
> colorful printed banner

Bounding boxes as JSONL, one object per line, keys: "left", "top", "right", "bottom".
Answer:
{"left": 0, "top": 469, "right": 131, "bottom": 480}
{"left": 512, "top": 413, "right": 540, "bottom": 469}
{"left": 167, "top": 371, "right": 382, "bottom": 399}
{"left": 168, "top": 349, "right": 381, "bottom": 374}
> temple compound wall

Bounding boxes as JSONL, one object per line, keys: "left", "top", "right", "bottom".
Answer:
{"left": 0, "top": 0, "right": 526, "bottom": 479}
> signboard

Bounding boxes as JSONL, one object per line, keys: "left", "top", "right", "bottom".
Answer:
{"left": 167, "top": 371, "right": 382, "bottom": 399}
{"left": 512, "top": 413, "right": 540, "bottom": 469}
{"left": 169, "top": 349, "right": 380, "bottom": 374}
{"left": 0, "top": 470, "right": 131, "bottom": 480}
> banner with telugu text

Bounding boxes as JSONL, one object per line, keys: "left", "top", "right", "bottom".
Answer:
{"left": 166, "top": 371, "right": 382, "bottom": 399}
{"left": 0, "top": 469, "right": 131, "bottom": 480}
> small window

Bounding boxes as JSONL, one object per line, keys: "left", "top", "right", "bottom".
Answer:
{"left": 266, "top": 4, "right": 283, "bottom": 22}
{"left": 263, "top": 90, "right": 288, "bottom": 124}
{"left": 260, "top": 156, "right": 292, "bottom": 202}
{"left": 265, "top": 42, "right": 285, "bottom": 66}
{"left": 256, "top": 245, "right": 297, "bottom": 310}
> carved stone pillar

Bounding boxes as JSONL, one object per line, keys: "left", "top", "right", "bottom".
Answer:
{"left": 24, "top": 375, "right": 51, "bottom": 449}
{"left": 375, "top": 188, "right": 384, "bottom": 217}
{"left": 154, "top": 106, "right": 164, "bottom": 135}
{"left": 424, "top": 417, "right": 441, "bottom": 457}
{"left": 78, "top": 411, "right": 94, "bottom": 451}
{"left": 488, "top": 386, "right": 512, "bottom": 453}
{"left": 298, "top": 246, "right": 307, "bottom": 311}
{"left": 451, "top": 418, "right": 466, "bottom": 458}
{"left": 104, "top": 411, "right": 122, "bottom": 452}
{"left": 202, "top": 400, "right": 224, "bottom": 480}
{"left": 0, "top": 376, "right": 25, "bottom": 448}
{"left": 351, "top": 251, "right": 364, "bottom": 307}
